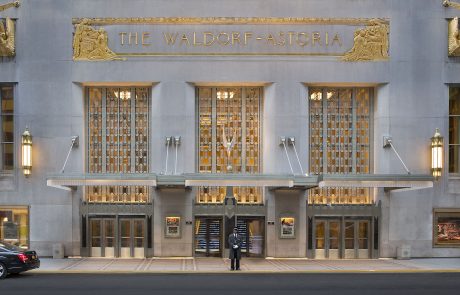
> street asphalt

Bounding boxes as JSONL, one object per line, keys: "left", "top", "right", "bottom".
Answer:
{"left": 1, "top": 273, "right": 460, "bottom": 295}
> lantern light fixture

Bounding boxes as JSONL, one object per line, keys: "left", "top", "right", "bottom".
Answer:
{"left": 21, "top": 127, "right": 32, "bottom": 177}
{"left": 431, "top": 128, "right": 443, "bottom": 179}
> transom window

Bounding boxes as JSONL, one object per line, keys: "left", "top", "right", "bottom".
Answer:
{"left": 308, "top": 87, "right": 372, "bottom": 204}
{"left": 197, "top": 87, "right": 262, "bottom": 204}
{"left": 449, "top": 87, "right": 460, "bottom": 174}
{"left": 86, "top": 87, "right": 150, "bottom": 203}
{"left": 0, "top": 85, "right": 14, "bottom": 172}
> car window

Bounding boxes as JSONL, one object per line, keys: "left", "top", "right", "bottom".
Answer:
{"left": 0, "top": 241, "right": 20, "bottom": 251}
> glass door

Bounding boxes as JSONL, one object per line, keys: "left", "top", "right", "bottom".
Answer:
{"left": 104, "top": 219, "right": 115, "bottom": 257}
{"left": 120, "top": 219, "right": 131, "bottom": 258}
{"left": 314, "top": 219, "right": 341, "bottom": 259}
{"left": 328, "top": 221, "right": 340, "bottom": 259}
{"left": 90, "top": 219, "right": 102, "bottom": 257}
{"left": 133, "top": 219, "right": 145, "bottom": 258}
{"left": 236, "top": 218, "right": 264, "bottom": 257}
{"left": 90, "top": 218, "right": 115, "bottom": 257}
{"left": 315, "top": 221, "right": 326, "bottom": 259}
{"left": 194, "top": 217, "right": 222, "bottom": 257}
{"left": 119, "top": 218, "right": 146, "bottom": 258}
{"left": 357, "top": 220, "right": 370, "bottom": 259}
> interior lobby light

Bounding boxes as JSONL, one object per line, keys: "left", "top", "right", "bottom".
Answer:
{"left": 21, "top": 127, "right": 32, "bottom": 177}
{"left": 431, "top": 128, "right": 443, "bottom": 179}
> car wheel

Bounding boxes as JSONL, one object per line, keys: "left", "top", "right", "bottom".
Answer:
{"left": 0, "top": 262, "right": 7, "bottom": 279}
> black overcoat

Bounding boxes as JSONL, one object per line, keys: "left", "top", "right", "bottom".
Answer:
{"left": 228, "top": 233, "right": 242, "bottom": 260}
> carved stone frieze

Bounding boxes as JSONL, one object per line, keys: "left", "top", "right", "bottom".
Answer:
{"left": 73, "top": 19, "right": 121, "bottom": 61}
{"left": 342, "top": 19, "right": 389, "bottom": 62}
{"left": 0, "top": 17, "right": 15, "bottom": 56}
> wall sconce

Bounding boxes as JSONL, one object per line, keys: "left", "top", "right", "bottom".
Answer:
{"left": 21, "top": 128, "right": 32, "bottom": 177}
{"left": 431, "top": 128, "right": 443, "bottom": 179}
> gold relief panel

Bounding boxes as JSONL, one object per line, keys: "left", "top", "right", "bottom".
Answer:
{"left": 72, "top": 17, "right": 389, "bottom": 61}
{"left": 0, "top": 1, "right": 20, "bottom": 57}
{"left": 342, "top": 19, "right": 389, "bottom": 61}
{"left": 448, "top": 17, "right": 460, "bottom": 56}
{"left": 0, "top": 17, "right": 15, "bottom": 57}
{"left": 73, "top": 19, "right": 122, "bottom": 61}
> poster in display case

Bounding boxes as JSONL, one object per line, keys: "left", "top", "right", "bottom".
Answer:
{"left": 434, "top": 209, "right": 460, "bottom": 247}
{"left": 280, "top": 217, "right": 295, "bottom": 238}
{"left": 165, "top": 216, "right": 181, "bottom": 238}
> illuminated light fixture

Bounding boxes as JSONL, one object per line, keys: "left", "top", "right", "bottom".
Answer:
{"left": 310, "top": 92, "right": 322, "bottom": 101}
{"left": 22, "top": 128, "right": 32, "bottom": 177}
{"left": 431, "top": 128, "right": 443, "bottom": 179}
{"left": 120, "top": 90, "right": 131, "bottom": 100}
{"left": 326, "top": 91, "right": 334, "bottom": 99}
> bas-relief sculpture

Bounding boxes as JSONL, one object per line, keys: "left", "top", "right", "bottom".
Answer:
{"left": 448, "top": 18, "right": 460, "bottom": 56}
{"left": 0, "top": 17, "right": 14, "bottom": 56}
{"left": 72, "top": 17, "right": 390, "bottom": 62}
{"left": 342, "top": 19, "right": 389, "bottom": 62}
{"left": 72, "top": 19, "right": 121, "bottom": 61}
{"left": 444, "top": 0, "right": 460, "bottom": 10}
{"left": 0, "top": 1, "right": 20, "bottom": 57}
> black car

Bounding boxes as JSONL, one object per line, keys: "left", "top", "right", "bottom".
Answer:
{"left": 0, "top": 241, "right": 40, "bottom": 279}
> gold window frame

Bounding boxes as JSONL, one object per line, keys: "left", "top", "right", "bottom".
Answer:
{"left": 196, "top": 86, "right": 263, "bottom": 204}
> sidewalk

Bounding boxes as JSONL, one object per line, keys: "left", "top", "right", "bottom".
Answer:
{"left": 31, "top": 257, "right": 460, "bottom": 273}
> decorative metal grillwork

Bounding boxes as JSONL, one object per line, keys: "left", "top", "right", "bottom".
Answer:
{"left": 197, "top": 87, "right": 262, "bottom": 204}
{"left": 309, "top": 88, "right": 372, "bottom": 205}
{"left": 86, "top": 87, "right": 150, "bottom": 203}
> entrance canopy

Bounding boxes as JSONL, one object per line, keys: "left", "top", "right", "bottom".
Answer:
{"left": 318, "top": 174, "right": 434, "bottom": 191}
{"left": 46, "top": 173, "right": 158, "bottom": 191}
{"left": 47, "top": 173, "right": 433, "bottom": 192}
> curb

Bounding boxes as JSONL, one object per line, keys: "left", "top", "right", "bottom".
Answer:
{"left": 28, "top": 269, "right": 460, "bottom": 274}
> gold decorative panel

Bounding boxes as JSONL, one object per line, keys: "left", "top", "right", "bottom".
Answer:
{"left": 73, "top": 19, "right": 120, "bottom": 61}
{"left": 197, "top": 87, "right": 262, "bottom": 204}
{"left": 448, "top": 18, "right": 460, "bottom": 56}
{"left": 309, "top": 88, "right": 372, "bottom": 205}
{"left": 71, "top": 17, "right": 389, "bottom": 60}
{"left": 342, "top": 19, "right": 389, "bottom": 61}
{"left": 86, "top": 87, "right": 150, "bottom": 203}
{"left": 0, "top": 18, "right": 15, "bottom": 57}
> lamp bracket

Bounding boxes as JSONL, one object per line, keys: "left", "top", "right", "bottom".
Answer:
{"left": 383, "top": 136, "right": 392, "bottom": 148}
{"left": 382, "top": 135, "right": 411, "bottom": 175}
{"left": 279, "top": 136, "right": 286, "bottom": 146}
{"left": 71, "top": 136, "right": 79, "bottom": 148}
{"left": 60, "top": 135, "right": 79, "bottom": 173}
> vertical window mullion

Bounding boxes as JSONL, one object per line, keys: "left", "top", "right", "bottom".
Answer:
{"left": 117, "top": 88, "right": 121, "bottom": 173}
{"left": 241, "top": 87, "right": 247, "bottom": 173}
{"left": 130, "top": 87, "right": 136, "bottom": 173}
{"left": 322, "top": 89, "right": 328, "bottom": 174}
{"left": 102, "top": 88, "right": 107, "bottom": 174}
{"left": 211, "top": 88, "right": 217, "bottom": 173}
{"left": 352, "top": 89, "right": 357, "bottom": 173}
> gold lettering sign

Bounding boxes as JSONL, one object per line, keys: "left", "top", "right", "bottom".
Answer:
{"left": 71, "top": 17, "right": 390, "bottom": 61}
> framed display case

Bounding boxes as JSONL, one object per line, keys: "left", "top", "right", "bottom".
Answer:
{"left": 433, "top": 209, "right": 460, "bottom": 247}
{"left": 165, "top": 216, "right": 181, "bottom": 238}
{"left": 280, "top": 217, "right": 295, "bottom": 239}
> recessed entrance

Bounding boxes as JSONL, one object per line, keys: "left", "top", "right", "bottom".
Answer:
{"left": 314, "top": 218, "right": 370, "bottom": 259}
{"left": 194, "top": 217, "right": 222, "bottom": 257}
{"left": 236, "top": 217, "right": 264, "bottom": 257}
{"left": 89, "top": 217, "right": 145, "bottom": 258}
